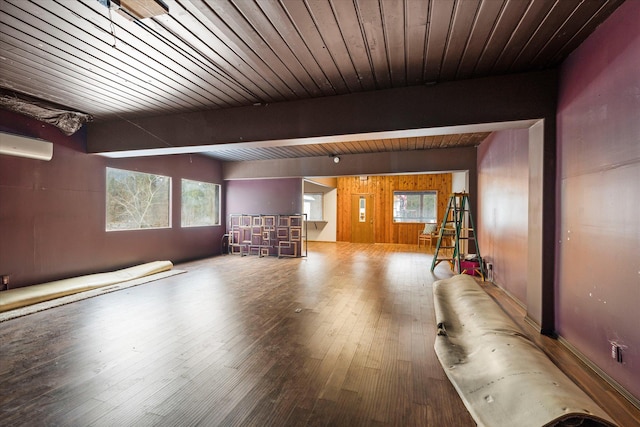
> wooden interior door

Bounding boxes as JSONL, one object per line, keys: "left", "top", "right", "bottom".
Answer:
{"left": 351, "top": 194, "right": 374, "bottom": 243}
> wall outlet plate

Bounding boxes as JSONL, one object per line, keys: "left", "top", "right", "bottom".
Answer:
{"left": 611, "top": 343, "right": 623, "bottom": 363}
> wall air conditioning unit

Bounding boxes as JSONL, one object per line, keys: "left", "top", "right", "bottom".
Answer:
{"left": 0, "top": 131, "right": 53, "bottom": 161}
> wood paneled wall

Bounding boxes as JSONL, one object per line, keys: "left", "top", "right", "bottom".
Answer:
{"left": 337, "top": 174, "right": 452, "bottom": 244}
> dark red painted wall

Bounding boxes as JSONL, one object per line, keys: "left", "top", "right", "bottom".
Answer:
{"left": 478, "top": 128, "right": 529, "bottom": 304}
{"left": 557, "top": 0, "right": 640, "bottom": 400}
{"left": 225, "top": 178, "right": 303, "bottom": 223}
{"left": 0, "top": 110, "right": 225, "bottom": 289}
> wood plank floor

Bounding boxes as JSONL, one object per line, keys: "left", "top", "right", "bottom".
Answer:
{"left": 1, "top": 242, "right": 638, "bottom": 426}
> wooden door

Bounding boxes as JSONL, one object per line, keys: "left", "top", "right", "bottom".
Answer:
{"left": 351, "top": 194, "right": 374, "bottom": 243}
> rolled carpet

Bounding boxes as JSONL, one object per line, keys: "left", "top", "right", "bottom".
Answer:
{"left": 0, "top": 261, "right": 173, "bottom": 313}
{"left": 433, "top": 274, "right": 617, "bottom": 427}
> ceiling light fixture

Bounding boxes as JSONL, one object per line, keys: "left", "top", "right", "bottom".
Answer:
{"left": 331, "top": 154, "right": 340, "bottom": 164}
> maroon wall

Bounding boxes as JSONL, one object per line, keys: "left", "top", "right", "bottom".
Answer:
{"left": 478, "top": 129, "right": 529, "bottom": 304}
{"left": 225, "top": 178, "right": 303, "bottom": 225}
{"left": 557, "top": 0, "right": 640, "bottom": 400}
{"left": 0, "top": 110, "right": 225, "bottom": 289}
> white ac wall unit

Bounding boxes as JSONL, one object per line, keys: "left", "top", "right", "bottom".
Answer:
{"left": 0, "top": 131, "right": 53, "bottom": 161}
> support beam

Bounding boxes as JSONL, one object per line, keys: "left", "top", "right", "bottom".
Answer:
{"left": 87, "top": 70, "right": 558, "bottom": 154}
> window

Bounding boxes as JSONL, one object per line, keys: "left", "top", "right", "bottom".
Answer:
{"left": 303, "top": 193, "right": 323, "bottom": 220}
{"left": 106, "top": 167, "right": 171, "bottom": 231}
{"left": 393, "top": 191, "right": 437, "bottom": 223}
{"left": 181, "top": 179, "right": 221, "bottom": 227}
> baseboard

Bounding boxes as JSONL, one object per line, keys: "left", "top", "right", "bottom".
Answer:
{"left": 557, "top": 335, "right": 640, "bottom": 411}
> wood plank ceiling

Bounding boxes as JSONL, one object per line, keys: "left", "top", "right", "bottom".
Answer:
{"left": 0, "top": 0, "right": 624, "bottom": 161}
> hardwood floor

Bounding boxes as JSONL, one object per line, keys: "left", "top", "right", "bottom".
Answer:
{"left": 1, "top": 242, "right": 638, "bottom": 426}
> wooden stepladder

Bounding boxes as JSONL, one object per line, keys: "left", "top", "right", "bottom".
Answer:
{"left": 430, "top": 192, "right": 484, "bottom": 279}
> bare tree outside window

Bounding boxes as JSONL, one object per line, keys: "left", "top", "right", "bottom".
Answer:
{"left": 106, "top": 167, "right": 171, "bottom": 231}
{"left": 181, "top": 179, "right": 220, "bottom": 227}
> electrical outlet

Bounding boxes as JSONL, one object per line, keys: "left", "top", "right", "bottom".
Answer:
{"left": 611, "top": 343, "right": 623, "bottom": 363}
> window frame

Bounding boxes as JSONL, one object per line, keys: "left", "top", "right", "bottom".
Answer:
{"left": 392, "top": 190, "right": 438, "bottom": 224}
{"left": 303, "top": 192, "right": 324, "bottom": 221}
{"left": 105, "top": 167, "right": 172, "bottom": 232}
{"left": 180, "top": 178, "right": 221, "bottom": 228}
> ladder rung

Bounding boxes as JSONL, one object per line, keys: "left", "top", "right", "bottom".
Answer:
{"left": 431, "top": 192, "right": 482, "bottom": 274}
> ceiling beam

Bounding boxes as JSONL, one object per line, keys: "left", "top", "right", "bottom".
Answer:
{"left": 87, "top": 70, "right": 557, "bottom": 155}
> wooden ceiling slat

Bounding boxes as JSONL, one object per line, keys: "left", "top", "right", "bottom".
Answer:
{"left": 279, "top": 0, "right": 349, "bottom": 93}
{"left": 268, "top": 146, "right": 293, "bottom": 157}
{"left": 254, "top": 0, "right": 336, "bottom": 96}
{"left": 491, "top": 0, "right": 555, "bottom": 74}
{"left": 81, "top": 7, "right": 250, "bottom": 109}
{"left": 290, "top": 146, "right": 311, "bottom": 158}
{"left": 349, "top": 141, "right": 362, "bottom": 154}
{"left": 341, "top": 140, "right": 357, "bottom": 154}
{"left": 305, "top": 144, "right": 330, "bottom": 157}
{"left": 372, "top": 139, "right": 389, "bottom": 153}
{"left": 198, "top": 0, "right": 310, "bottom": 99}
{"left": 303, "top": 144, "right": 328, "bottom": 157}
{"left": 404, "top": 0, "right": 429, "bottom": 86}
{"left": 0, "top": 48, "right": 137, "bottom": 116}
{"left": 0, "top": 64, "right": 117, "bottom": 117}
{"left": 432, "top": 134, "right": 444, "bottom": 147}
{"left": 437, "top": 134, "right": 449, "bottom": 148}
{"left": 301, "top": 0, "right": 362, "bottom": 92}
{"left": 187, "top": 0, "right": 297, "bottom": 102}
{"left": 0, "top": 15, "right": 188, "bottom": 116}
{"left": 424, "top": 0, "right": 455, "bottom": 82}
{"left": 380, "top": 0, "right": 406, "bottom": 86}
{"left": 168, "top": 0, "right": 283, "bottom": 103}
{"left": 0, "top": 61, "right": 170, "bottom": 123}
{"left": 329, "top": 0, "right": 376, "bottom": 91}
{"left": 3, "top": 1, "right": 208, "bottom": 112}
{"left": 336, "top": 141, "right": 355, "bottom": 154}
{"left": 426, "top": 136, "right": 436, "bottom": 149}
{"left": 135, "top": 15, "right": 256, "bottom": 105}
{"left": 0, "top": 36, "right": 158, "bottom": 111}
{"left": 70, "top": 0, "right": 236, "bottom": 108}
{"left": 474, "top": 0, "right": 530, "bottom": 76}
{"left": 356, "top": 139, "right": 372, "bottom": 153}
{"left": 367, "top": 139, "right": 378, "bottom": 153}
{"left": 231, "top": 0, "right": 327, "bottom": 97}
{"left": 439, "top": 0, "right": 480, "bottom": 80}
{"left": 338, "top": 141, "right": 355, "bottom": 154}
{"left": 197, "top": 130, "right": 490, "bottom": 162}
{"left": 309, "top": 144, "right": 331, "bottom": 156}
{"left": 508, "top": 0, "right": 579, "bottom": 72}
{"left": 455, "top": 0, "right": 505, "bottom": 79}
{"left": 542, "top": 0, "right": 624, "bottom": 66}
{"left": 355, "top": 0, "right": 392, "bottom": 88}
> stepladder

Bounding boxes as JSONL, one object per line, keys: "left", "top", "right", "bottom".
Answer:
{"left": 430, "top": 192, "right": 484, "bottom": 279}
